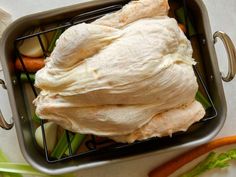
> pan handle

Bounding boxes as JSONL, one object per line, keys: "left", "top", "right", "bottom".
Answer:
{"left": 213, "top": 31, "right": 236, "bottom": 82}
{"left": 0, "top": 79, "right": 14, "bottom": 130}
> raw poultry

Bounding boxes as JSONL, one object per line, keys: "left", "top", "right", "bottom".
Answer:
{"left": 34, "top": 0, "right": 205, "bottom": 143}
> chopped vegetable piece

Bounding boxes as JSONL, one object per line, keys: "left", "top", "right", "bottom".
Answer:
{"left": 18, "top": 29, "right": 48, "bottom": 58}
{"left": 65, "top": 134, "right": 86, "bottom": 156}
{"left": 48, "top": 29, "right": 63, "bottom": 53}
{"left": 195, "top": 91, "right": 211, "bottom": 110}
{"left": 175, "top": 7, "right": 197, "bottom": 37}
{"left": 180, "top": 149, "right": 236, "bottom": 177}
{"left": 20, "top": 73, "right": 35, "bottom": 82}
{"left": 51, "top": 131, "right": 74, "bottom": 159}
{"left": 149, "top": 136, "right": 236, "bottom": 177}
{"left": 35, "top": 122, "right": 58, "bottom": 153}
{"left": 15, "top": 57, "right": 44, "bottom": 73}
{"left": 32, "top": 114, "right": 41, "bottom": 124}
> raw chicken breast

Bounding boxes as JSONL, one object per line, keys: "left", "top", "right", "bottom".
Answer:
{"left": 34, "top": 0, "right": 205, "bottom": 142}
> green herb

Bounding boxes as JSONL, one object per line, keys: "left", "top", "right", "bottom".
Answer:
{"left": 51, "top": 131, "right": 74, "bottom": 159}
{"left": 180, "top": 149, "right": 236, "bottom": 177}
{"left": 65, "top": 134, "right": 86, "bottom": 156}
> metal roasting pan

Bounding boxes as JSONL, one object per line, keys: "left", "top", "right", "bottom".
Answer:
{"left": 0, "top": 0, "right": 236, "bottom": 175}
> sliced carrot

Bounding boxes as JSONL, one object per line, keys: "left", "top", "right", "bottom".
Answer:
{"left": 15, "top": 56, "right": 45, "bottom": 73}
{"left": 149, "top": 136, "right": 236, "bottom": 177}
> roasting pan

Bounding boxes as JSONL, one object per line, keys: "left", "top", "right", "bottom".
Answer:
{"left": 0, "top": 0, "right": 236, "bottom": 175}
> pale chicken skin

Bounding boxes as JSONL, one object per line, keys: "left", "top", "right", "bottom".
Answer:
{"left": 34, "top": 0, "right": 205, "bottom": 143}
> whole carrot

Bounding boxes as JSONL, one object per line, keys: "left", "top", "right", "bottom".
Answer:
{"left": 149, "top": 136, "right": 236, "bottom": 177}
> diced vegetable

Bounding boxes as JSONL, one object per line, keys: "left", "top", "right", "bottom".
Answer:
{"left": 51, "top": 131, "right": 74, "bottom": 159}
{"left": 195, "top": 91, "right": 211, "bottom": 110}
{"left": 48, "top": 29, "right": 63, "bottom": 53}
{"left": 20, "top": 73, "right": 35, "bottom": 82}
{"left": 35, "top": 122, "right": 58, "bottom": 153}
{"left": 180, "top": 149, "right": 236, "bottom": 177}
{"left": 18, "top": 30, "right": 48, "bottom": 58}
{"left": 65, "top": 134, "right": 86, "bottom": 156}
{"left": 149, "top": 136, "right": 236, "bottom": 177}
{"left": 15, "top": 57, "right": 44, "bottom": 73}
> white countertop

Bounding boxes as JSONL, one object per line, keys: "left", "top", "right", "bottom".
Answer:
{"left": 0, "top": 0, "right": 236, "bottom": 176}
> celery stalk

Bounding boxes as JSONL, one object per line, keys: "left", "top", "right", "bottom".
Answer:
{"left": 228, "top": 149, "right": 236, "bottom": 160}
{"left": 0, "top": 150, "right": 8, "bottom": 162}
{"left": 0, "top": 162, "right": 49, "bottom": 177}
{"left": 0, "top": 149, "right": 75, "bottom": 177}
{"left": 195, "top": 91, "right": 211, "bottom": 110}
{"left": 0, "top": 149, "right": 22, "bottom": 177}
{"left": 0, "top": 162, "right": 75, "bottom": 177}
{"left": 20, "top": 73, "right": 35, "bottom": 82}
{"left": 51, "top": 131, "right": 74, "bottom": 159}
{"left": 180, "top": 149, "right": 236, "bottom": 177}
{"left": 65, "top": 134, "right": 86, "bottom": 156}
{"left": 32, "top": 114, "right": 41, "bottom": 124}
{"left": 2, "top": 174, "right": 11, "bottom": 177}
{"left": 180, "top": 152, "right": 216, "bottom": 177}
{"left": 48, "top": 29, "right": 63, "bottom": 53}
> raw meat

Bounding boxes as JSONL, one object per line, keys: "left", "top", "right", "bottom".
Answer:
{"left": 34, "top": 0, "right": 205, "bottom": 143}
